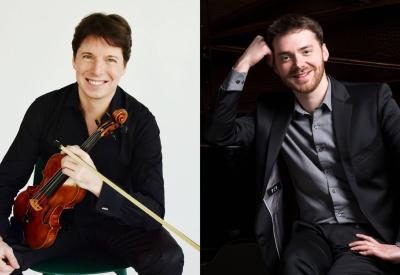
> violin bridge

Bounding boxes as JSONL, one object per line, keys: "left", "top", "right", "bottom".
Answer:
{"left": 29, "top": 199, "right": 43, "bottom": 211}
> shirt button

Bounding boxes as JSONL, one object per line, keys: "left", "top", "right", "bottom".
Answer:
{"left": 331, "top": 188, "right": 336, "bottom": 193}
{"left": 313, "top": 124, "right": 320, "bottom": 130}
{"left": 316, "top": 145, "right": 325, "bottom": 152}
{"left": 336, "top": 210, "right": 343, "bottom": 217}
{"left": 235, "top": 80, "right": 241, "bottom": 84}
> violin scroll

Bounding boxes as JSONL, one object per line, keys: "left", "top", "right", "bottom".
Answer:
{"left": 112, "top": 109, "right": 128, "bottom": 125}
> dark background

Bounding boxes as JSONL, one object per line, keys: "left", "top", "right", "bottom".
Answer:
{"left": 201, "top": 0, "right": 400, "bottom": 274}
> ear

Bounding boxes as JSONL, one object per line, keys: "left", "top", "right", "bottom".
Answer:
{"left": 322, "top": 43, "right": 329, "bottom": 62}
{"left": 72, "top": 56, "right": 76, "bottom": 70}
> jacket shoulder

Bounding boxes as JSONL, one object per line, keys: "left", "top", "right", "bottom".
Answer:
{"left": 332, "top": 77, "right": 391, "bottom": 105}
{"left": 342, "top": 81, "right": 389, "bottom": 98}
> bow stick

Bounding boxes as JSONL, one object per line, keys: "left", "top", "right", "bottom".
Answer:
{"left": 56, "top": 141, "right": 200, "bottom": 251}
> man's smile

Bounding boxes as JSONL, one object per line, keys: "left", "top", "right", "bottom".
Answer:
{"left": 86, "top": 78, "right": 108, "bottom": 86}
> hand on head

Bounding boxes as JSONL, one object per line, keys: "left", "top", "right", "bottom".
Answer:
{"left": 233, "top": 35, "right": 273, "bottom": 73}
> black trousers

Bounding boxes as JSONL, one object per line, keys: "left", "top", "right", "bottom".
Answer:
{"left": 7, "top": 222, "right": 184, "bottom": 275}
{"left": 280, "top": 222, "right": 397, "bottom": 275}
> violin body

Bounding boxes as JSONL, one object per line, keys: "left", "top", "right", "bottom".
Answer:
{"left": 13, "top": 108, "right": 128, "bottom": 249}
{"left": 14, "top": 153, "right": 86, "bottom": 249}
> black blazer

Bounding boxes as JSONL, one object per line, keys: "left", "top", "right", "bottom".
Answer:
{"left": 206, "top": 76, "right": 400, "bottom": 273}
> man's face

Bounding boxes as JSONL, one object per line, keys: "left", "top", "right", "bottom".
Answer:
{"left": 272, "top": 29, "right": 329, "bottom": 94}
{"left": 73, "top": 36, "right": 126, "bottom": 102}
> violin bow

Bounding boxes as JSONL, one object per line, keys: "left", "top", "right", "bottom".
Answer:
{"left": 56, "top": 141, "right": 200, "bottom": 252}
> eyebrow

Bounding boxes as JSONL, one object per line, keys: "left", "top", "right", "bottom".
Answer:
{"left": 277, "top": 45, "right": 313, "bottom": 56}
{"left": 80, "top": 52, "right": 120, "bottom": 60}
{"left": 107, "top": 55, "right": 120, "bottom": 60}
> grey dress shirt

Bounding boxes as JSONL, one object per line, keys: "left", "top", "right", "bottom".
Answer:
{"left": 223, "top": 70, "right": 367, "bottom": 225}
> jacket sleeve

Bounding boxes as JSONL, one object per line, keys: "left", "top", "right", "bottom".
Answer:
{"left": 0, "top": 99, "right": 43, "bottom": 238}
{"left": 205, "top": 72, "right": 255, "bottom": 147}
{"left": 377, "top": 83, "right": 400, "bottom": 243}
{"left": 95, "top": 113, "right": 164, "bottom": 231}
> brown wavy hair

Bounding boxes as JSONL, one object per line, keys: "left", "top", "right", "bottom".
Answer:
{"left": 72, "top": 13, "right": 132, "bottom": 65}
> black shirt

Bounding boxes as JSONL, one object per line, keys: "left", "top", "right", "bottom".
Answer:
{"left": 0, "top": 83, "right": 164, "bottom": 237}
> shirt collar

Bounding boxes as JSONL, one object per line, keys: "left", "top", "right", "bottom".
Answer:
{"left": 294, "top": 76, "right": 332, "bottom": 116}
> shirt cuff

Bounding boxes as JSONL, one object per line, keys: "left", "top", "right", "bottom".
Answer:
{"left": 95, "top": 182, "right": 124, "bottom": 219}
{"left": 221, "top": 69, "right": 247, "bottom": 91}
{"left": 395, "top": 241, "right": 400, "bottom": 248}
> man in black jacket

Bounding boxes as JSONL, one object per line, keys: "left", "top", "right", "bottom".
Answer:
{"left": 207, "top": 14, "right": 400, "bottom": 274}
{"left": 0, "top": 13, "right": 183, "bottom": 275}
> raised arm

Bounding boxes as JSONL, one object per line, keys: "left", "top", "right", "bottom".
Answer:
{"left": 206, "top": 35, "right": 272, "bottom": 147}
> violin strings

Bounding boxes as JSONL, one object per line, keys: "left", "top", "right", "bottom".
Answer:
{"left": 42, "top": 131, "right": 102, "bottom": 196}
{"left": 33, "top": 129, "right": 103, "bottom": 201}
{"left": 34, "top": 134, "right": 99, "bottom": 201}
{"left": 34, "top": 118, "right": 115, "bottom": 201}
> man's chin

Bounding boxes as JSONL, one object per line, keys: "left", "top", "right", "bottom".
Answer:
{"left": 285, "top": 80, "right": 316, "bottom": 94}
{"left": 293, "top": 86, "right": 316, "bottom": 94}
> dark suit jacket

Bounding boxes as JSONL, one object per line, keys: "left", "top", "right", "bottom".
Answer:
{"left": 206, "top": 76, "right": 400, "bottom": 273}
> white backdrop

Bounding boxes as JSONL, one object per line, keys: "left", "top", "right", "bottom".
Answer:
{"left": 0, "top": 1, "right": 199, "bottom": 274}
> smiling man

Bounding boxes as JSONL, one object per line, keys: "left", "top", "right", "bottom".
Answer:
{"left": 0, "top": 13, "right": 183, "bottom": 275}
{"left": 207, "top": 14, "right": 400, "bottom": 274}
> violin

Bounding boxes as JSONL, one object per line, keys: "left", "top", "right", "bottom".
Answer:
{"left": 13, "top": 109, "right": 128, "bottom": 249}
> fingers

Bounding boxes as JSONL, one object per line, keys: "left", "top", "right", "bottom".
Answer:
{"left": 348, "top": 236, "right": 400, "bottom": 263}
{"left": 61, "top": 146, "right": 94, "bottom": 168}
{"left": 0, "top": 242, "right": 19, "bottom": 273}
{"left": 61, "top": 167, "right": 75, "bottom": 179}
{"left": 348, "top": 234, "right": 384, "bottom": 259}
{"left": 355, "top": 234, "right": 379, "bottom": 244}
{"left": 349, "top": 242, "right": 374, "bottom": 252}
{"left": 3, "top": 246, "right": 19, "bottom": 269}
{"left": 61, "top": 155, "right": 78, "bottom": 178}
{"left": 61, "top": 157, "right": 78, "bottom": 171}
{"left": 349, "top": 242, "right": 380, "bottom": 258}
{"left": 59, "top": 145, "right": 102, "bottom": 195}
{"left": 66, "top": 146, "right": 94, "bottom": 164}
{"left": 234, "top": 35, "right": 272, "bottom": 73}
{"left": 0, "top": 260, "right": 14, "bottom": 273}
{"left": 348, "top": 234, "right": 379, "bottom": 249}
{"left": 349, "top": 240, "right": 369, "bottom": 247}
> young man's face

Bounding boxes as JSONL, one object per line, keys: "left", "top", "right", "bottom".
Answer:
{"left": 73, "top": 35, "right": 126, "bottom": 102}
{"left": 272, "top": 29, "right": 329, "bottom": 94}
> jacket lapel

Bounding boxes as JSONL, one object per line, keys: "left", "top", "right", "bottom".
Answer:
{"left": 262, "top": 94, "right": 293, "bottom": 195}
{"left": 331, "top": 78, "right": 352, "bottom": 162}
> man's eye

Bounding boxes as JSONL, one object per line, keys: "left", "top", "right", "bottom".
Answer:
{"left": 280, "top": 55, "right": 290, "bottom": 62}
{"left": 82, "top": 55, "right": 92, "bottom": 60}
{"left": 303, "top": 49, "right": 312, "bottom": 55}
{"left": 107, "top": 58, "right": 117, "bottom": 63}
